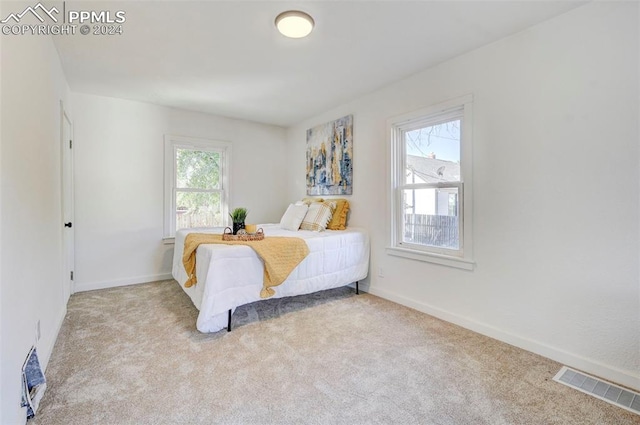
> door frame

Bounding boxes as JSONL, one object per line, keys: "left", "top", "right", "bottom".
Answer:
{"left": 60, "top": 101, "right": 74, "bottom": 299}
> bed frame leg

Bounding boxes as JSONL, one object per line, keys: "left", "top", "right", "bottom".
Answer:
{"left": 227, "top": 309, "right": 232, "bottom": 332}
{"left": 356, "top": 281, "right": 359, "bottom": 295}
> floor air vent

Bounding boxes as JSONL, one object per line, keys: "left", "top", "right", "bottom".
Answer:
{"left": 553, "top": 366, "right": 640, "bottom": 415}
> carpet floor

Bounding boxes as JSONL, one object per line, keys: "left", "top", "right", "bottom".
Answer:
{"left": 33, "top": 280, "right": 638, "bottom": 425}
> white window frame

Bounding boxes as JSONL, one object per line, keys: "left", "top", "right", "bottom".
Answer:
{"left": 163, "top": 135, "right": 232, "bottom": 242}
{"left": 387, "top": 94, "right": 474, "bottom": 270}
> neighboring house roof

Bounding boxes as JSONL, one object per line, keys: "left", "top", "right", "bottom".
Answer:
{"left": 406, "top": 155, "right": 460, "bottom": 184}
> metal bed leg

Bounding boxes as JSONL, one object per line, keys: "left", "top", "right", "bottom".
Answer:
{"left": 356, "top": 281, "right": 359, "bottom": 295}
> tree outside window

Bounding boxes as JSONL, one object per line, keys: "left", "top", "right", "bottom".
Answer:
{"left": 164, "top": 136, "right": 231, "bottom": 238}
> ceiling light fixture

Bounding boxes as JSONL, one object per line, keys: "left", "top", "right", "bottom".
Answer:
{"left": 275, "top": 10, "right": 314, "bottom": 38}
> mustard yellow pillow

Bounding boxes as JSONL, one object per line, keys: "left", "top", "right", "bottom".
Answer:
{"left": 301, "top": 197, "right": 324, "bottom": 205}
{"left": 326, "top": 198, "right": 349, "bottom": 230}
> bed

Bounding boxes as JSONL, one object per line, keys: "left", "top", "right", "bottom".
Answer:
{"left": 172, "top": 224, "right": 370, "bottom": 333}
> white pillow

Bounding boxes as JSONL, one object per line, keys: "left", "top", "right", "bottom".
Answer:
{"left": 279, "top": 203, "right": 309, "bottom": 231}
{"left": 299, "top": 201, "right": 335, "bottom": 232}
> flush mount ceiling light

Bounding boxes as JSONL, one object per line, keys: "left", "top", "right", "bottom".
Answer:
{"left": 275, "top": 10, "right": 314, "bottom": 38}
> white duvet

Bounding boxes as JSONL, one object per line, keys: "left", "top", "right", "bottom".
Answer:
{"left": 172, "top": 224, "right": 370, "bottom": 332}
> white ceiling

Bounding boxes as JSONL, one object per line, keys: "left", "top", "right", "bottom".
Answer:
{"left": 52, "top": 1, "right": 585, "bottom": 127}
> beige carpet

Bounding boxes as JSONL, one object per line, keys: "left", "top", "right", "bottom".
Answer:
{"left": 33, "top": 281, "right": 638, "bottom": 425}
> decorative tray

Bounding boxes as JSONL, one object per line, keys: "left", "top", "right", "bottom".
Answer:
{"left": 222, "top": 227, "right": 264, "bottom": 241}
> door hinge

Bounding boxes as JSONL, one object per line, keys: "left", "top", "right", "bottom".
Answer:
{"left": 70, "top": 271, "right": 74, "bottom": 281}
{"left": 69, "top": 139, "right": 72, "bottom": 149}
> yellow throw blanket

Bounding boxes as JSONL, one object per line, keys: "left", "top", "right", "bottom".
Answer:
{"left": 182, "top": 233, "right": 310, "bottom": 299}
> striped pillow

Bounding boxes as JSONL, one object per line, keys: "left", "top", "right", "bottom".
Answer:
{"left": 299, "top": 201, "right": 336, "bottom": 231}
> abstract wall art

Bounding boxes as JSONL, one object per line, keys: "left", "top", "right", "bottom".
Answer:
{"left": 306, "top": 114, "right": 353, "bottom": 195}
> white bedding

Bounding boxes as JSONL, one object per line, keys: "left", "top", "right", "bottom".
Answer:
{"left": 172, "top": 224, "right": 370, "bottom": 332}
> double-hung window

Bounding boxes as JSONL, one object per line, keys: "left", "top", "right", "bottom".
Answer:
{"left": 388, "top": 95, "right": 474, "bottom": 270}
{"left": 164, "top": 135, "right": 231, "bottom": 240}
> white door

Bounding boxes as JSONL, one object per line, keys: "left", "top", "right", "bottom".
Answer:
{"left": 61, "top": 105, "right": 74, "bottom": 300}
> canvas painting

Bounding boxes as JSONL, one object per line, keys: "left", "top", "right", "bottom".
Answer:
{"left": 306, "top": 114, "right": 353, "bottom": 195}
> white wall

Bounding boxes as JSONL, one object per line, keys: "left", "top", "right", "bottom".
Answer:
{"left": 1, "top": 34, "right": 70, "bottom": 424}
{"left": 71, "top": 94, "right": 288, "bottom": 291}
{"left": 285, "top": 2, "right": 640, "bottom": 390}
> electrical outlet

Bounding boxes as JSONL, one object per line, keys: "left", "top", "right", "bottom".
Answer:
{"left": 35, "top": 320, "right": 41, "bottom": 342}
{"left": 378, "top": 267, "right": 385, "bottom": 278}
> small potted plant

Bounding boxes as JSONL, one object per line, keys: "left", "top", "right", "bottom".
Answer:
{"left": 229, "top": 207, "right": 248, "bottom": 235}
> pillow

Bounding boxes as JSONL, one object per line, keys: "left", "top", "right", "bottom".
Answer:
{"left": 279, "top": 203, "right": 309, "bottom": 231}
{"left": 300, "top": 201, "right": 336, "bottom": 231}
{"left": 301, "top": 197, "right": 324, "bottom": 205}
{"left": 326, "top": 198, "right": 350, "bottom": 230}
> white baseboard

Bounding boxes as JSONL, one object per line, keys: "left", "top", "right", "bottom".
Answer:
{"left": 368, "top": 286, "right": 640, "bottom": 392}
{"left": 74, "top": 273, "right": 173, "bottom": 293}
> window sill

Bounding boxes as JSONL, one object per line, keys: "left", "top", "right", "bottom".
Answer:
{"left": 385, "top": 246, "right": 474, "bottom": 271}
{"left": 163, "top": 237, "right": 175, "bottom": 245}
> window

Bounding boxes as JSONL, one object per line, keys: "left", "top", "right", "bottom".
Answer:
{"left": 164, "top": 135, "right": 231, "bottom": 239}
{"left": 388, "top": 95, "right": 474, "bottom": 270}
